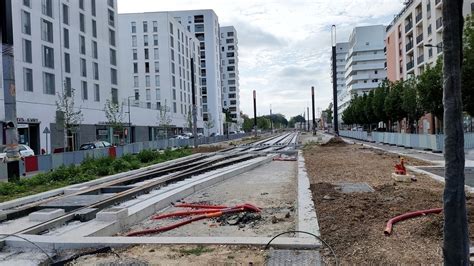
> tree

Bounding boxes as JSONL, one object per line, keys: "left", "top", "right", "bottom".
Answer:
{"left": 241, "top": 113, "right": 253, "bottom": 132}
{"left": 56, "top": 88, "right": 83, "bottom": 151}
{"left": 325, "top": 103, "right": 333, "bottom": 124}
{"left": 462, "top": 15, "right": 474, "bottom": 116}
{"left": 373, "top": 81, "right": 390, "bottom": 127}
{"left": 401, "top": 78, "right": 423, "bottom": 133}
{"left": 417, "top": 58, "right": 443, "bottom": 133}
{"left": 257, "top": 117, "right": 271, "bottom": 130}
{"left": 442, "top": 1, "right": 469, "bottom": 264}
{"left": 364, "top": 90, "right": 376, "bottom": 130}
{"left": 288, "top": 115, "right": 305, "bottom": 128}
{"left": 104, "top": 100, "right": 125, "bottom": 144}
{"left": 204, "top": 113, "right": 215, "bottom": 137}
{"left": 183, "top": 110, "right": 192, "bottom": 132}
{"left": 385, "top": 81, "right": 405, "bottom": 131}
{"left": 157, "top": 102, "right": 172, "bottom": 139}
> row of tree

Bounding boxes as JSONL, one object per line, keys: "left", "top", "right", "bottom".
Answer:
{"left": 241, "top": 113, "right": 289, "bottom": 131}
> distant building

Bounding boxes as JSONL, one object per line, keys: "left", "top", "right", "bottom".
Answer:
{"left": 219, "top": 26, "right": 241, "bottom": 130}
{"left": 334, "top": 42, "right": 349, "bottom": 123}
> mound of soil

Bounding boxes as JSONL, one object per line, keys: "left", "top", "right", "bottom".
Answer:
{"left": 322, "top": 137, "right": 346, "bottom": 146}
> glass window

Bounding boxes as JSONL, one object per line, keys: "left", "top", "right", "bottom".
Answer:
{"left": 144, "top": 48, "right": 149, "bottom": 59}
{"left": 133, "top": 76, "right": 139, "bottom": 87}
{"left": 94, "top": 84, "right": 100, "bottom": 102}
{"left": 133, "top": 49, "right": 137, "bottom": 60}
{"left": 111, "top": 88, "right": 118, "bottom": 104}
{"left": 42, "top": 0, "right": 53, "bottom": 18}
{"left": 82, "top": 81, "right": 88, "bottom": 100}
{"left": 108, "top": 9, "right": 115, "bottom": 27}
{"left": 92, "top": 41, "right": 98, "bottom": 59}
{"left": 23, "top": 39, "right": 32, "bottom": 63}
{"left": 43, "top": 45, "right": 54, "bottom": 69}
{"left": 109, "top": 29, "right": 116, "bottom": 46}
{"left": 110, "top": 48, "right": 116, "bottom": 65}
{"left": 154, "top": 61, "right": 159, "bottom": 73}
{"left": 145, "top": 62, "right": 150, "bottom": 73}
{"left": 153, "top": 21, "right": 158, "bottom": 32}
{"left": 144, "top": 35, "right": 149, "bottom": 46}
{"left": 23, "top": 68, "right": 33, "bottom": 92}
{"left": 92, "top": 20, "right": 97, "bottom": 37}
{"left": 62, "top": 4, "right": 69, "bottom": 25}
{"left": 169, "top": 22, "right": 174, "bottom": 34}
{"left": 41, "top": 19, "right": 53, "bottom": 43}
{"left": 153, "top": 34, "right": 158, "bottom": 46}
{"left": 65, "top": 77, "right": 72, "bottom": 96}
{"left": 154, "top": 48, "right": 159, "bottom": 60}
{"left": 80, "top": 13, "right": 85, "bottom": 32}
{"left": 170, "top": 36, "right": 174, "bottom": 48}
{"left": 111, "top": 68, "right": 117, "bottom": 85}
{"left": 23, "top": 0, "right": 30, "bottom": 7}
{"left": 133, "top": 63, "right": 138, "bottom": 73}
{"left": 80, "top": 35, "right": 86, "bottom": 54}
{"left": 91, "top": 0, "right": 96, "bottom": 16}
{"left": 93, "top": 62, "right": 99, "bottom": 80}
{"left": 64, "top": 53, "right": 70, "bottom": 73}
{"left": 132, "top": 36, "right": 137, "bottom": 47}
{"left": 155, "top": 75, "right": 160, "bottom": 86}
{"left": 143, "top": 21, "right": 148, "bottom": 32}
{"left": 43, "top": 72, "right": 55, "bottom": 95}
{"left": 108, "top": 0, "right": 114, "bottom": 8}
{"left": 146, "top": 89, "right": 151, "bottom": 100}
{"left": 146, "top": 75, "right": 150, "bottom": 87}
{"left": 80, "top": 58, "right": 87, "bottom": 77}
{"left": 173, "top": 102, "right": 177, "bottom": 113}
{"left": 63, "top": 28, "right": 69, "bottom": 48}
{"left": 21, "top": 10, "right": 31, "bottom": 35}
{"left": 79, "top": 0, "right": 84, "bottom": 10}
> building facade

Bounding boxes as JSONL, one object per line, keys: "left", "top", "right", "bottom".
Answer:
{"left": 219, "top": 26, "right": 240, "bottom": 130}
{"left": 334, "top": 42, "right": 349, "bottom": 122}
{"left": 118, "top": 12, "right": 204, "bottom": 137}
{"left": 1, "top": 0, "right": 120, "bottom": 153}
{"left": 386, "top": 0, "right": 474, "bottom": 82}
{"left": 169, "top": 10, "right": 223, "bottom": 134}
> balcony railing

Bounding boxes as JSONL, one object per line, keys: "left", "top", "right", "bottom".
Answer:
{"left": 406, "top": 60, "right": 414, "bottom": 70}
{"left": 406, "top": 41, "right": 414, "bottom": 52}
{"left": 435, "top": 0, "right": 442, "bottom": 5}
{"left": 405, "top": 21, "right": 413, "bottom": 32}
{"left": 416, "top": 33, "right": 423, "bottom": 44}
{"left": 437, "top": 42, "right": 443, "bottom": 54}
{"left": 436, "top": 17, "right": 443, "bottom": 29}
{"left": 416, "top": 12, "right": 423, "bottom": 23}
{"left": 417, "top": 54, "right": 424, "bottom": 64}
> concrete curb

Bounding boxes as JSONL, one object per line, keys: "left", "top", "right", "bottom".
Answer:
{"left": 408, "top": 166, "right": 474, "bottom": 193}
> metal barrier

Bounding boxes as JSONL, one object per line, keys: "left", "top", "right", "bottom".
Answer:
{"left": 9, "top": 133, "right": 251, "bottom": 179}
{"left": 339, "top": 130, "right": 369, "bottom": 141}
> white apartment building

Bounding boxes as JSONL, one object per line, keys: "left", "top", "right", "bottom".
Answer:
{"left": 169, "top": 10, "right": 223, "bottom": 134}
{"left": 118, "top": 12, "right": 204, "bottom": 137}
{"left": 1, "top": 0, "right": 120, "bottom": 153}
{"left": 386, "top": 0, "right": 474, "bottom": 81}
{"left": 334, "top": 42, "right": 349, "bottom": 122}
{"left": 219, "top": 26, "right": 240, "bottom": 130}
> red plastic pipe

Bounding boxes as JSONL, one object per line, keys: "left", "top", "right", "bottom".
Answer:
{"left": 173, "top": 203, "right": 228, "bottom": 209}
{"left": 384, "top": 208, "right": 443, "bottom": 236}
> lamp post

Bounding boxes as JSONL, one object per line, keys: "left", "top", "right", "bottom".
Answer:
{"left": 331, "top": 25, "right": 339, "bottom": 136}
{"left": 127, "top": 94, "right": 138, "bottom": 144}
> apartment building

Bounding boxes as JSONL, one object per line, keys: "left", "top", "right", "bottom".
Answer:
{"left": 1, "top": 0, "right": 120, "bottom": 153}
{"left": 386, "top": 0, "right": 474, "bottom": 81}
{"left": 169, "top": 10, "right": 223, "bottom": 134}
{"left": 334, "top": 42, "right": 349, "bottom": 122}
{"left": 219, "top": 26, "right": 240, "bottom": 129}
{"left": 118, "top": 12, "right": 204, "bottom": 137}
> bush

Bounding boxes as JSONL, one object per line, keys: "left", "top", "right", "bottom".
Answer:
{"left": 136, "top": 149, "right": 158, "bottom": 163}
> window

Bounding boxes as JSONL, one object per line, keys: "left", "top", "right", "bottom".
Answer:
{"left": 145, "top": 62, "right": 150, "bottom": 73}
{"left": 146, "top": 89, "right": 151, "bottom": 100}
{"left": 226, "top": 39, "right": 234, "bottom": 44}
{"left": 153, "top": 34, "right": 158, "bottom": 46}
{"left": 227, "top": 31, "right": 234, "bottom": 37}
{"left": 143, "top": 21, "right": 148, "bottom": 32}
{"left": 154, "top": 48, "right": 159, "bottom": 60}
{"left": 23, "top": 0, "right": 30, "bottom": 7}
{"left": 146, "top": 75, "right": 150, "bottom": 87}
{"left": 43, "top": 46, "right": 54, "bottom": 69}
{"left": 94, "top": 84, "right": 100, "bottom": 102}
{"left": 111, "top": 68, "right": 117, "bottom": 85}
{"left": 144, "top": 48, "right": 149, "bottom": 59}
{"left": 173, "top": 102, "right": 177, "bottom": 113}
{"left": 80, "top": 13, "right": 85, "bottom": 33}
{"left": 65, "top": 77, "right": 72, "bottom": 96}
{"left": 92, "top": 20, "right": 97, "bottom": 37}
{"left": 134, "top": 76, "right": 139, "bottom": 87}
{"left": 108, "top": 9, "right": 114, "bottom": 27}
{"left": 171, "top": 49, "right": 174, "bottom": 61}
{"left": 21, "top": 11, "right": 31, "bottom": 35}
{"left": 132, "top": 49, "right": 137, "bottom": 60}
{"left": 63, "top": 28, "right": 69, "bottom": 48}
{"left": 42, "top": 0, "right": 53, "bottom": 18}
{"left": 154, "top": 61, "right": 159, "bottom": 72}
{"left": 82, "top": 81, "right": 88, "bottom": 100}
{"left": 144, "top": 35, "right": 149, "bottom": 46}
{"left": 62, "top": 4, "right": 69, "bottom": 25}
{"left": 91, "top": 0, "right": 96, "bottom": 16}
{"left": 23, "top": 39, "right": 32, "bottom": 63}
{"left": 170, "top": 36, "right": 174, "bottom": 48}
{"left": 23, "top": 68, "right": 33, "bottom": 92}
{"left": 41, "top": 19, "right": 53, "bottom": 43}
{"left": 64, "top": 53, "right": 70, "bottom": 73}
{"left": 111, "top": 88, "right": 118, "bottom": 104}
{"left": 80, "top": 35, "right": 86, "bottom": 54}
{"left": 374, "top": 70, "right": 378, "bottom": 74}
{"left": 93, "top": 62, "right": 99, "bottom": 80}
{"left": 80, "top": 58, "right": 87, "bottom": 77}
{"left": 109, "top": 29, "right": 116, "bottom": 46}
{"left": 155, "top": 75, "right": 160, "bottom": 86}
{"left": 110, "top": 48, "right": 116, "bottom": 65}
{"left": 169, "top": 22, "right": 174, "bottom": 34}
{"left": 92, "top": 41, "right": 98, "bottom": 59}
{"left": 43, "top": 72, "right": 55, "bottom": 95}
{"left": 79, "top": 0, "right": 84, "bottom": 10}
{"left": 133, "top": 63, "right": 138, "bottom": 73}
{"left": 153, "top": 21, "right": 158, "bottom": 32}
{"left": 132, "top": 36, "right": 137, "bottom": 47}
{"left": 108, "top": 0, "right": 114, "bottom": 8}
{"left": 195, "top": 24, "right": 204, "bottom": 32}
{"left": 172, "top": 75, "right": 176, "bottom": 87}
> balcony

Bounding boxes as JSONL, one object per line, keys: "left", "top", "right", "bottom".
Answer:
{"left": 417, "top": 54, "right": 424, "bottom": 65}
{"left": 435, "top": 0, "right": 442, "bottom": 6}
{"left": 415, "top": 12, "right": 423, "bottom": 23}
{"left": 436, "top": 17, "right": 443, "bottom": 30}
{"left": 405, "top": 21, "right": 413, "bottom": 33}
{"left": 416, "top": 33, "right": 423, "bottom": 44}
{"left": 406, "top": 41, "right": 414, "bottom": 52}
{"left": 406, "top": 60, "right": 414, "bottom": 70}
{"left": 437, "top": 42, "right": 443, "bottom": 54}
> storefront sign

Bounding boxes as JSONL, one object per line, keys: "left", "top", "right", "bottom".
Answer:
{"left": 17, "top": 117, "right": 39, "bottom": 123}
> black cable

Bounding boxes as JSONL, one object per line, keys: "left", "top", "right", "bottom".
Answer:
{"left": 265, "top": 230, "right": 338, "bottom": 266}
{"left": 0, "top": 233, "right": 53, "bottom": 263}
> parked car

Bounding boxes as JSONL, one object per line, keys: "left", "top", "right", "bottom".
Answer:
{"left": 229, "top": 131, "right": 237, "bottom": 135}
{"left": 0, "top": 144, "right": 35, "bottom": 162}
{"left": 79, "top": 141, "right": 112, "bottom": 150}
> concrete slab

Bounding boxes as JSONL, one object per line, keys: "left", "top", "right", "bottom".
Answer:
{"left": 336, "top": 182, "right": 374, "bottom": 193}
{"left": 296, "top": 153, "right": 320, "bottom": 239}
{"left": 73, "top": 208, "right": 98, "bottom": 222}
{"left": 39, "top": 194, "right": 116, "bottom": 211}
{"left": 96, "top": 208, "right": 128, "bottom": 222}
{"left": 267, "top": 249, "right": 321, "bottom": 266}
{"left": 29, "top": 209, "right": 65, "bottom": 222}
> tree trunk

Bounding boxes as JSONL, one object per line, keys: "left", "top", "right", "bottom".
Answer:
{"left": 442, "top": 1, "right": 469, "bottom": 264}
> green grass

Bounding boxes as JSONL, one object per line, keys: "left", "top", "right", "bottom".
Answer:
{"left": 0, "top": 148, "right": 192, "bottom": 203}
{"left": 177, "top": 246, "right": 215, "bottom": 256}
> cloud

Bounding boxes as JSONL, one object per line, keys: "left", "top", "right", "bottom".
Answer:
{"left": 232, "top": 20, "right": 286, "bottom": 48}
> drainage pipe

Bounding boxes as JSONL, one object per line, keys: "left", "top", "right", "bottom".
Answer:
{"left": 384, "top": 208, "right": 443, "bottom": 236}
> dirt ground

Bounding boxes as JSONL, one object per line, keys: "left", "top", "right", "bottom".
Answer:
{"left": 69, "top": 245, "right": 267, "bottom": 265}
{"left": 304, "top": 142, "right": 474, "bottom": 264}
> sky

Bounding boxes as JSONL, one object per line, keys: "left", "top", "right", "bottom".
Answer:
{"left": 117, "top": 0, "right": 405, "bottom": 119}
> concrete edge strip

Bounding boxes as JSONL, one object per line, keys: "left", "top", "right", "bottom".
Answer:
{"left": 296, "top": 151, "right": 320, "bottom": 239}
{"left": 408, "top": 166, "right": 474, "bottom": 193}
{"left": 0, "top": 153, "right": 204, "bottom": 210}
{"left": 4, "top": 235, "right": 320, "bottom": 251}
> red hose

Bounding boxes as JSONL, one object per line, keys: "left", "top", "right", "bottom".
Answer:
{"left": 384, "top": 208, "right": 443, "bottom": 236}
{"left": 173, "top": 203, "right": 228, "bottom": 209}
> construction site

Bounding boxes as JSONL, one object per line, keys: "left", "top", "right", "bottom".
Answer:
{"left": 0, "top": 131, "right": 470, "bottom": 265}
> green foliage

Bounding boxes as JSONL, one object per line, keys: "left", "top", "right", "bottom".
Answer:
{"left": 372, "top": 81, "right": 390, "bottom": 123}
{"left": 288, "top": 115, "right": 305, "bottom": 128}
{"left": 136, "top": 149, "right": 157, "bottom": 163}
{"left": 417, "top": 58, "right": 443, "bottom": 120}
{"left": 385, "top": 81, "right": 405, "bottom": 122}
{"left": 401, "top": 78, "right": 423, "bottom": 123}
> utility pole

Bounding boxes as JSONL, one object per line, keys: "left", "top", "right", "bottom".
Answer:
{"left": 312, "top": 86, "right": 316, "bottom": 135}
{"left": 2, "top": 0, "right": 20, "bottom": 180}
{"left": 307, "top": 106, "right": 310, "bottom": 132}
{"left": 442, "top": 1, "right": 469, "bottom": 264}
{"left": 331, "top": 25, "right": 339, "bottom": 136}
{"left": 190, "top": 57, "right": 198, "bottom": 146}
{"left": 253, "top": 90, "right": 257, "bottom": 137}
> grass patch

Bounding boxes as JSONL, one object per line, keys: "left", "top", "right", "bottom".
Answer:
{"left": 0, "top": 148, "right": 192, "bottom": 203}
{"left": 177, "top": 246, "right": 214, "bottom": 256}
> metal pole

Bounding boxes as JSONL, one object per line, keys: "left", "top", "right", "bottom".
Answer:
{"left": 270, "top": 105, "right": 273, "bottom": 133}
{"left": 331, "top": 25, "right": 339, "bottom": 136}
{"left": 253, "top": 90, "right": 257, "bottom": 137}
{"left": 312, "top": 86, "right": 316, "bottom": 135}
{"left": 307, "top": 106, "right": 310, "bottom": 132}
{"left": 190, "top": 57, "right": 198, "bottom": 147}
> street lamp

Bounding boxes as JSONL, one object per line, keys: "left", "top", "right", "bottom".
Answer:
{"left": 126, "top": 92, "right": 139, "bottom": 143}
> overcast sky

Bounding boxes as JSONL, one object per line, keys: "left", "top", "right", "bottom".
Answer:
{"left": 118, "top": 0, "right": 405, "bottom": 119}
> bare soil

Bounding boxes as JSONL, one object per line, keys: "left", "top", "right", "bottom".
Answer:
{"left": 69, "top": 245, "right": 267, "bottom": 265}
{"left": 304, "top": 143, "right": 474, "bottom": 264}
